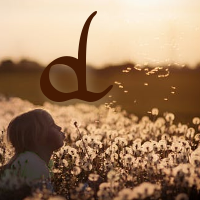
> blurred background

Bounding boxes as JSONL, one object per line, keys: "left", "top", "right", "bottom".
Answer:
{"left": 0, "top": 0, "right": 200, "bottom": 123}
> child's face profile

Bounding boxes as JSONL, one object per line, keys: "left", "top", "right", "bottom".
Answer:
{"left": 41, "top": 112, "right": 65, "bottom": 151}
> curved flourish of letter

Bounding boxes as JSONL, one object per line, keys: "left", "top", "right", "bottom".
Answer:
{"left": 40, "top": 11, "right": 113, "bottom": 102}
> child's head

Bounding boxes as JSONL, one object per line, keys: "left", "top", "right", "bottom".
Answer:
{"left": 6, "top": 109, "right": 65, "bottom": 154}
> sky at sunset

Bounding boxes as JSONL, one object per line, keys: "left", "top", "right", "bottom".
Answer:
{"left": 1, "top": 0, "right": 200, "bottom": 68}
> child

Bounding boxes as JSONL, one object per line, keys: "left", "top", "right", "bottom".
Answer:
{"left": 0, "top": 108, "right": 65, "bottom": 193}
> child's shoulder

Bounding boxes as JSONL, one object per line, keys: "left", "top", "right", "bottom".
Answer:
{"left": 11, "top": 151, "right": 50, "bottom": 180}
{"left": 12, "top": 151, "right": 45, "bottom": 168}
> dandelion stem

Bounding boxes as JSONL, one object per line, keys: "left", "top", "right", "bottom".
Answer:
{"left": 74, "top": 121, "right": 92, "bottom": 164}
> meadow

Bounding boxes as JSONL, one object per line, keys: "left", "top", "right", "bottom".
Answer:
{"left": 0, "top": 95, "right": 200, "bottom": 200}
{"left": 0, "top": 60, "right": 200, "bottom": 124}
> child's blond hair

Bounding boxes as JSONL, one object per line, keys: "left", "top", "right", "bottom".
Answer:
{"left": 6, "top": 109, "right": 51, "bottom": 154}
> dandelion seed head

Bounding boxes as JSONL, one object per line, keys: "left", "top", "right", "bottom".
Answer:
{"left": 107, "top": 170, "right": 120, "bottom": 182}
{"left": 71, "top": 166, "right": 81, "bottom": 175}
{"left": 165, "top": 112, "right": 175, "bottom": 122}
{"left": 193, "top": 117, "right": 200, "bottom": 125}
{"left": 62, "top": 159, "right": 68, "bottom": 168}
{"left": 152, "top": 108, "right": 159, "bottom": 116}
{"left": 175, "top": 193, "right": 189, "bottom": 200}
{"left": 70, "top": 118, "right": 82, "bottom": 128}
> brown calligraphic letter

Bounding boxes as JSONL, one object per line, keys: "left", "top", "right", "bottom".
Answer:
{"left": 40, "top": 11, "right": 113, "bottom": 102}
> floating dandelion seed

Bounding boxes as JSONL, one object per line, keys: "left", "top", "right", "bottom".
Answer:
{"left": 134, "top": 100, "right": 137, "bottom": 103}
{"left": 119, "top": 85, "right": 124, "bottom": 88}
{"left": 144, "top": 83, "right": 148, "bottom": 86}
{"left": 108, "top": 95, "right": 112, "bottom": 98}
{"left": 122, "top": 70, "right": 129, "bottom": 73}
{"left": 164, "top": 98, "right": 168, "bottom": 101}
{"left": 124, "top": 90, "right": 128, "bottom": 93}
{"left": 134, "top": 64, "right": 142, "bottom": 71}
{"left": 146, "top": 66, "right": 163, "bottom": 75}
{"left": 127, "top": 67, "right": 131, "bottom": 70}
{"left": 112, "top": 100, "right": 117, "bottom": 103}
{"left": 134, "top": 67, "right": 142, "bottom": 71}
{"left": 114, "top": 81, "right": 121, "bottom": 85}
{"left": 171, "top": 86, "right": 176, "bottom": 89}
{"left": 158, "top": 69, "right": 170, "bottom": 78}
{"left": 171, "top": 91, "right": 175, "bottom": 94}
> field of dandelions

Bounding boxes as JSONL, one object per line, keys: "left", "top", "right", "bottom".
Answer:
{"left": 0, "top": 95, "right": 200, "bottom": 200}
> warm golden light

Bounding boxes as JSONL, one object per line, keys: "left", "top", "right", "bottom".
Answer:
{"left": 0, "top": 0, "right": 200, "bottom": 68}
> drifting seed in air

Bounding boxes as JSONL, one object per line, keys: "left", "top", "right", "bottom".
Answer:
{"left": 122, "top": 70, "right": 127, "bottom": 73}
{"left": 109, "top": 95, "right": 112, "bottom": 98}
{"left": 119, "top": 85, "right": 124, "bottom": 88}
{"left": 124, "top": 90, "right": 128, "bottom": 93}
{"left": 144, "top": 83, "right": 148, "bottom": 86}
{"left": 134, "top": 64, "right": 142, "bottom": 71}
{"left": 164, "top": 98, "right": 168, "bottom": 101}
{"left": 114, "top": 81, "right": 121, "bottom": 85}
